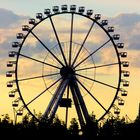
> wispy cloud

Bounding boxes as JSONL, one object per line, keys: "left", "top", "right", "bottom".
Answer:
{"left": 0, "top": 8, "right": 28, "bottom": 28}
{"left": 109, "top": 13, "right": 140, "bottom": 50}
{"left": 1, "top": 8, "right": 140, "bottom": 75}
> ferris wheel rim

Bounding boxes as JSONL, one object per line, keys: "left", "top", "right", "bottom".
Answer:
{"left": 7, "top": 7, "right": 128, "bottom": 125}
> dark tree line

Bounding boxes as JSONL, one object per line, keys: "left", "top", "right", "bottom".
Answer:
{"left": 0, "top": 113, "right": 140, "bottom": 139}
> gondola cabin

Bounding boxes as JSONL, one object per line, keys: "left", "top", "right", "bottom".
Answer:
{"left": 86, "top": 10, "right": 93, "bottom": 16}
{"left": 114, "top": 108, "right": 120, "bottom": 115}
{"left": 101, "top": 20, "right": 108, "bottom": 26}
{"left": 7, "top": 61, "right": 16, "bottom": 67}
{"left": 70, "top": 5, "right": 76, "bottom": 12}
{"left": 119, "top": 52, "right": 127, "bottom": 58}
{"left": 113, "top": 34, "right": 120, "bottom": 40}
{"left": 61, "top": 5, "right": 68, "bottom": 12}
{"left": 122, "top": 71, "right": 130, "bottom": 77}
{"left": 94, "top": 14, "right": 101, "bottom": 20}
{"left": 118, "top": 99, "right": 124, "bottom": 106}
{"left": 7, "top": 81, "right": 14, "bottom": 87}
{"left": 108, "top": 26, "right": 114, "bottom": 32}
{"left": 17, "top": 110, "right": 23, "bottom": 116}
{"left": 12, "top": 42, "right": 20, "bottom": 48}
{"left": 117, "top": 43, "right": 124, "bottom": 48}
{"left": 22, "top": 25, "right": 29, "bottom": 31}
{"left": 78, "top": 7, "right": 85, "bottom": 14}
{"left": 12, "top": 101, "right": 19, "bottom": 107}
{"left": 9, "top": 51, "right": 16, "bottom": 57}
{"left": 17, "top": 33, "right": 24, "bottom": 39}
{"left": 121, "top": 90, "right": 128, "bottom": 96}
{"left": 53, "top": 6, "right": 59, "bottom": 13}
{"left": 6, "top": 71, "right": 13, "bottom": 77}
{"left": 44, "top": 9, "right": 51, "bottom": 15}
{"left": 29, "top": 18, "right": 36, "bottom": 25}
{"left": 122, "top": 61, "right": 129, "bottom": 67}
{"left": 36, "top": 13, "right": 43, "bottom": 20}
{"left": 123, "top": 81, "right": 129, "bottom": 87}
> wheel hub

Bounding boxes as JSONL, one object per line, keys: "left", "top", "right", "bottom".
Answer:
{"left": 60, "top": 66, "right": 75, "bottom": 78}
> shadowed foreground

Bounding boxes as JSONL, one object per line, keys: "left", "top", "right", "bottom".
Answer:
{"left": 0, "top": 113, "right": 140, "bottom": 139}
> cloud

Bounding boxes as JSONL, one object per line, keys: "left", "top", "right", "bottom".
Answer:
{"left": 127, "top": 50, "right": 140, "bottom": 68}
{"left": 1, "top": 8, "right": 140, "bottom": 75}
{"left": 0, "top": 8, "right": 28, "bottom": 29}
{"left": 108, "top": 13, "right": 140, "bottom": 50}
{"left": 96, "top": 13, "right": 140, "bottom": 70}
{"left": 0, "top": 9, "right": 29, "bottom": 76}
{"left": 110, "top": 13, "right": 140, "bottom": 27}
{"left": 53, "top": 13, "right": 140, "bottom": 70}
{"left": 0, "top": 9, "right": 28, "bottom": 56}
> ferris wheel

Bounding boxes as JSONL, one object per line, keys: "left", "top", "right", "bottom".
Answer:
{"left": 7, "top": 5, "right": 129, "bottom": 128}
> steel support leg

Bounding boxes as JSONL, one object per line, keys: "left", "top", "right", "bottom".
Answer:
{"left": 72, "top": 77, "right": 89, "bottom": 123}
{"left": 70, "top": 84, "right": 85, "bottom": 127}
{"left": 43, "top": 80, "right": 64, "bottom": 118}
{"left": 48, "top": 79, "right": 69, "bottom": 119}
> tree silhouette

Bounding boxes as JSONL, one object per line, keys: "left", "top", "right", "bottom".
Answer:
{"left": 68, "top": 118, "right": 79, "bottom": 139}
{"left": 0, "top": 112, "right": 140, "bottom": 139}
{"left": 82, "top": 112, "right": 99, "bottom": 139}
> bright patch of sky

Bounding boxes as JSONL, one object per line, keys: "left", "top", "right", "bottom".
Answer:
{"left": 0, "top": 0, "right": 140, "bottom": 17}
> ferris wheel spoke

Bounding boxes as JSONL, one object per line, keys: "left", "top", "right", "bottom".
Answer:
{"left": 49, "top": 16, "right": 68, "bottom": 66}
{"left": 69, "top": 13, "right": 74, "bottom": 66}
{"left": 25, "top": 77, "right": 62, "bottom": 107}
{"left": 76, "top": 78, "right": 107, "bottom": 112}
{"left": 74, "top": 39, "right": 111, "bottom": 69}
{"left": 71, "top": 21, "right": 95, "bottom": 67}
{"left": 19, "top": 53, "right": 60, "bottom": 69}
{"left": 17, "top": 73, "right": 60, "bottom": 82}
{"left": 30, "top": 31, "right": 64, "bottom": 67}
{"left": 75, "top": 62, "right": 119, "bottom": 72}
{"left": 76, "top": 73, "right": 118, "bottom": 89}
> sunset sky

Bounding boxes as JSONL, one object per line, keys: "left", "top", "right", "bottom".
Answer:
{"left": 0, "top": 0, "right": 140, "bottom": 123}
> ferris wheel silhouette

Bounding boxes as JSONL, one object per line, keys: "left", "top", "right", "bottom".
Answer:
{"left": 7, "top": 5, "right": 129, "bottom": 128}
